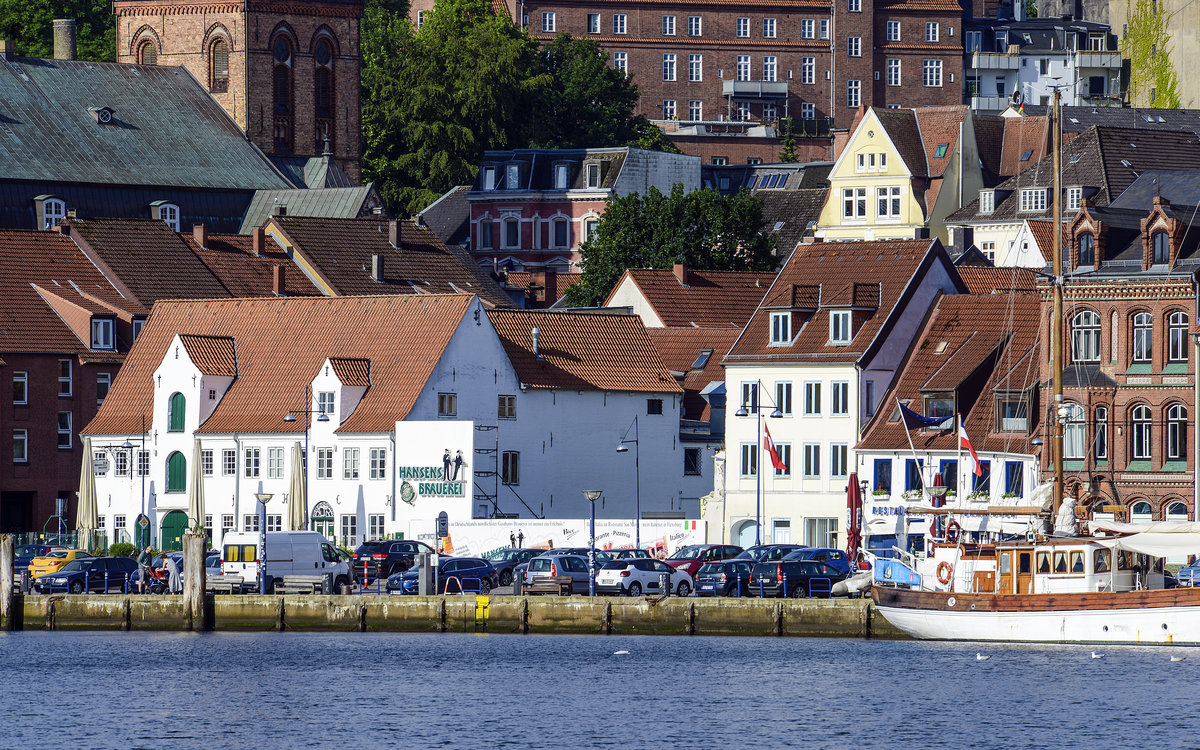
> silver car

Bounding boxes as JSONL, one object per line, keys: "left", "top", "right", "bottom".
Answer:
{"left": 524, "top": 554, "right": 592, "bottom": 594}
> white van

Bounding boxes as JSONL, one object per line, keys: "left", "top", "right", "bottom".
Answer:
{"left": 222, "top": 531, "right": 351, "bottom": 593}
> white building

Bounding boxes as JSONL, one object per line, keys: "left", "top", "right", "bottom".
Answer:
{"left": 83, "top": 295, "right": 686, "bottom": 550}
{"left": 711, "top": 238, "right": 964, "bottom": 548}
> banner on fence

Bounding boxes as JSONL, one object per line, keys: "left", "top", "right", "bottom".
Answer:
{"left": 410, "top": 518, "right": 706, "bottom": 560}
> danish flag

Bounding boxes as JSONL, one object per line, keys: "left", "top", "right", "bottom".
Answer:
{"left": 959, "top": 419, "right": 983, "bottom": 477}
{"left": 764, "top": 424, "right": 788, "bottom": 471}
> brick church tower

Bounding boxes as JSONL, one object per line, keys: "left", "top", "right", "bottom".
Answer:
{"left": 114, "top": 0, "right": 363, "bottom": 182}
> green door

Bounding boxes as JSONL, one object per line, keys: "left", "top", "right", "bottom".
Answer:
{"left": 160, "top": 510, "right": 188, "bottom": 551}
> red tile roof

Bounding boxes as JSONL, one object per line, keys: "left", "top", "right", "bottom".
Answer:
{"left": 330, "top": 357, "right": 371, "bottom": 387}
{"left": 488, "top": 310, "right": 682, "bottom": 394}
{"left": 179, "top": 335, "right": 238, "bottom": 377}
{"left": 1024, "top": 219, "right": 1066, "bottom": 263}
{"left": 857, "top": 292, "right": 1042, "bottom": 454}
{"left": 1000, "top": 116, "right": 1050, "bottom": 177}
{"left": 85, "top": 295, "right": 476, "bottom": 436}
{"left": 956, "top": 265, "right": 1039, "bottom": 295}
{"left": 606, "top": 268, "right": 776, "bottom": 328}
{"left": 726, "top": 239, "right": 957, "bottom": 364}
{"left": 646, "top": 327, "right": 741, "bottom": 420}
{"left": 183, "top": 232, "right": 322, "bottom": 298}
{"left": 916, "top": 105, "right": 971, "bottom": 177}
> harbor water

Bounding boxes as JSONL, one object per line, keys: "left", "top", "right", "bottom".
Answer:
{"left": 3, "top": 631, "right": 1198, "bottom": 748}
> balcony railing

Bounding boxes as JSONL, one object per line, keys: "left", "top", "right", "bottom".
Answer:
{"left": 722, "top": 80, "right": 789, "bottom": 98}
{"left": 969, "top": 53, "right": 1020, "bottom": 71}
{"left": 969, "top": 95, "right": 1011, "bottom": 111}
{"left": 1074, "top": 51, "right": 1122, "bottom": 69}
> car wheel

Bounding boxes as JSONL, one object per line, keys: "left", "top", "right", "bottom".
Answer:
{"left": 334, "top": 576, "right": 350, "bottom": 594}
{"left": 69, "top": 580, "right": 84, "bottom": 594}
{"left": 675, "top": 581, "right": 691, "bottom": 597}
{"left": 479, "top": 580, "right": 492, "bottom": 595}
{"left": 790, "top": 583, "right": 808, "bottom": 598}
{"left": 628, "top": 581, "right": 642, "bottom": 597}
{"left": 499, "top": 569, "right": 513, "bottom": 587}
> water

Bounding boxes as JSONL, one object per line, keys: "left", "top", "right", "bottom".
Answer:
{"left": 2, "top": 632, "right": 1198, "bottom": 749}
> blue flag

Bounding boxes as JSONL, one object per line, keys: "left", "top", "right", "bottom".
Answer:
{"left": 898, "top": 403, "right": 953, "bottom": 431}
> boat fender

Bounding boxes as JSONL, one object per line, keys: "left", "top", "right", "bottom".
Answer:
{"left": 945, "top": 521, "right": 963, "bottom": 544}
{"left": 936, "top": 561, "right": 954, "bottom": 585}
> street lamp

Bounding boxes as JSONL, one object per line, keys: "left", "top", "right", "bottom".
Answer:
{"left": 283, "top": 384, "right": 330, "bottom": 530}
{"left": 583, "top": 490, "right": 602, "bottom": 597}
{"left": 733, "top": 380, "right": 783, "bottom": 547}
{"left": 255, "top": 492, "right": 273, "bottom": 594}
{"left": 616, "top": 417, "right": 640, "bottom": 549}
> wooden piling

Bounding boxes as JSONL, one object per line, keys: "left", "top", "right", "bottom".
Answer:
{"left": 181, "top": 532, "right": 207, "bottom": 631}
{"left": 0, "top": 535, "right": 13, "bottom": 630}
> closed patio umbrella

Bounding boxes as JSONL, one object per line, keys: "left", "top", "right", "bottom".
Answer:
{"left": 187, "top": 438, "right": 205, "bottom": 533}
{"left": 288, "top": 441, "right": 306, "bottom": 530}
{"left": 75, "top": 437, "right": 99, "bottom": 551}
{"left": 845, "top": 472, "right": 862, "bottom": 567}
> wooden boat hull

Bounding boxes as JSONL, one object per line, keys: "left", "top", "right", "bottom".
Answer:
{"left": 873, "top": 586, "right": 1200, "bottom": 645}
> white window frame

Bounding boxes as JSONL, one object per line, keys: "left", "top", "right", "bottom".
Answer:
{"left": 737, "top": 55, "right": 751, "bottom": 82}
{"left": 13, "top": 428, "right": 28, "bottom": 462}
{"left": 775, "top": 381, "right": 793, "bottom": 416}
{"left": 201, "top": 449, "right": 213, "bottom": 477}
{"left": 613, "top": 51, "right": 627, "bottom": 75}
{"left": 1020, "top": 188, "right": 1048, "bottom": 212}
{"left": 663, "top": 53, "right": 677, "bottom": 81}
{"left": 42, "top": 198, "right": 66, "bottom": 229}
{"left": 244, "top": 447, "right": 260, "bottom": 478}
{"left": 688, "top": 100, "right": 703, "bottom": 121}
{"left": 688, "top": 15, "right": 701, "bottom": 35}
{"left": 158, "top": 203, "right": 180, "bottom": 231}
{"left": 613, "top": 14, "right": 627, "bottom": 34}
{"left": 926, "top": 22, "right": 939, "bottom": 42}
{"left": 831, "top": 443, "right": 849, "bottom": 478}
{"left": 370, "top": 447, "right": 387, "bottom": 479}
{"left": 820, "top": 19, "right": 829, "bottom": 39}
{"left": 763, "top": 56, "right": 777, "bottom": 82}
{"left": 343, "top": 447, "right": 360, "bottom": 479}
{"left": 664, "top": 100, "right": 678, "bottom": 120}
{"left": 541, "top": 11, "right": 556, "bottom": 32}
{"left": 847, "top": 79, "right": 861, "bottom": 107}
{"left": 801, "top": 57, "right": 815, "bottom": 85}
{"left": 773, "top": 443, "right": 792, "bottom": 477}
{"left": 848, "top": 37, "right": 861, "bottom": 57}
{"left": 886, "top": 20, "right": 900, "bottom": 41}
{"left": 763, "top": 18, "right": 776, "bottom": 38}
{"left": 801, "top": 102, "right": 815, "bottom": 120}
{"left": 222, "top": 449, "right": 236, "bottom": 476}
{"left": 803, "top": 381, "right": 822, "bottom": 416}
{"left": 689, "top": 53, "right": 703, "bottom": 82}
{"left": 740, "top": 442, "right": 758, "bottom": 477}
{"left": 57, "top": 411, "right": 72, "bottom": 449}
{"left": 802, "top": 443, "right": 821, "bottom": 478}
{"left": 830, "top": 310, "right": 851, "bottom": 344}
{"left": 842, "top": 187, "right": 867, "bottom": 220}
{"left": 801, "top": 19, "right": 814, "bottom": 38}
{"left": 266, "top": 447, "right": 283, "bottom": 478}
{"left": 316, "top": 447, "right": 333, "bottom": 479}
{"left": 317, "top": 391, "right": 335, "bottom": 415}
{"left": 736, "top": 17, "right": 749, "bottom": 37}
{"left": 887, "top": 58, "right": 901, "bottom": 86}
{"left": 832, "top": 381, "right": 850, "bottom": 415}
{"left": 922, "top": 59, "right": 943, "bottom": 87}
{"left": 1067, "top": 186, "right": 1082, "bottom": 211}
{"left": 770, "top": 311, "right": 791, "bottom": 344}
{"left": 91, "top": 318, "right": 114, "bottom": 350}
{"left": 661, "top": 14, "right": 675, "bottom": 35}
{"left": 587, "top": 13, "right": 600, "bottom": 34}
{"left": 877, "top": 186, "right": 901, "bottom": 219}
{"left": 979, "top": 190, "right": 994, "bottom": 214}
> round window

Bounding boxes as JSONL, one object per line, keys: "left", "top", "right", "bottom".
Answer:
{"left": 273, "top": 37, "right": 291, "bottom": 63}
{"left": 314, "top": 40, "right": 331, "bottom": 66}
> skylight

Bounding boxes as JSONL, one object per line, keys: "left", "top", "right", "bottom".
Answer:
{"left": 1021, "top": 149, "right": 1033, "bottom": 161}
{"left": 690, "top": 349, "right": 713, "bottom": 369}
{"left": 934, "top": 143, "right": 949, "bottom": 158}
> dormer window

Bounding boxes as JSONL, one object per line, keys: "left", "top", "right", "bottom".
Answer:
{"left": 979, "top": 190, "right": 994, "bottom": 214}
{"left": 554, "top": 163, "right": 570, "bottom": 190}
{"left": 91, "top": 317, "right": 115, "bottom": 350}
{"left": 585, "top": 163, "right": 601, "bottom": 189}
{"left": 37, "top": 196, "right": 66, "bottom": 229}
{"left": 770, "top": 311, "right": 792, "bottom": 345}
{"left": 506, "top": 163, "right": 521, "bottom": 190}
{"left": 1019, "top": 188, "right": 1047, "bottom": 212}
{"left": 1078, "top": 232, "right": 1094, "bottom": 266}
{"left": 995, "top": 396, "right": 1029, "bottom": 433}
{"left": 923, "top": 392, "right": 954, "bottom": 419}
{"left": 1153, "top": 231, "right": 1169, "bottom": 264}
{"left": 483, "top": 167, "right": 497, "bottom": 191}
{"left": 132, "top": 317, "right": 145, "bottom": 341}
{"left": 830, "top": 310, "right": 851, "bottom": 344}
{"left": 1067, "top": 186, "right": 1082, "bottom": 211}
{"left": 151, "top": 201, "right": 180, "bottom": 231}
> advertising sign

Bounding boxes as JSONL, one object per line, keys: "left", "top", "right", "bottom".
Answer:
{"left": 411, "top": 518, "right": 707, "bottom": 560}
{"left": 394, "top": 421, "right": 474, "bottom": 512}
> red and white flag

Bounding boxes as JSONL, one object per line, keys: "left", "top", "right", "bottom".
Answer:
{"left": 764, "top": 423, "right": 788, "bottom": 471}
{"left": 958, "top": 419, "right": 983, "bottom": 477}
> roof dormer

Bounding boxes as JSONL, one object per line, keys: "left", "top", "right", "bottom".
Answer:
{"left": 1141, "top": 196, "right": 1183, "bottom": 270}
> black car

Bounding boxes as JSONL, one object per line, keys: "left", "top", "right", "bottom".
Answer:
{"left": 735, "top": 544, "right": 809, "bottom": 563}
{"left": 484, "top": 547, "right": 542, "bottom": 586}
{"left": 33, "top": 556, "right": 138, "bottom": 594}
{"left": 352, "top": 539, "right": 436, "bottom": 583}
{"left": 694, "top": 560, "right": 754, "bottom": 597}
{"left": 749, "top": 559, "right": 847, "bottom": 598}
{"left": 387, "top": 557, "right": 498, "bottom": 594}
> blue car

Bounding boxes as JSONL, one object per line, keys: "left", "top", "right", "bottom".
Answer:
{"left": 1177, "top": 559, "right": 1200, "bottom": 587}
{"left": 386, "top": 556, "right": 497, "bottom": 594}
{"left": 32, "top": 556, "right": 138, "bottom": 594}
{"left": 15, "top": 544, "right": 63, "bottom": 573}
{"left": 781, "top": 548, "right": 852, "bottom": 577}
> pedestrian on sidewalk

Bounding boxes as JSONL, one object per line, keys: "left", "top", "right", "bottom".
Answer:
{"left": 137, "top": 545, "right": 153, "bottom": 593}
{"left": 160, "top": 552, "right": 182, "bottom": 594}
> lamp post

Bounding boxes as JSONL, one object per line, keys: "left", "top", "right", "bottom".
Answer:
{"left": 283, "top": 384, "right": 330, "bottom": 531}
{"left": 256, "top": 492, "right": 273, "bottom": 594}
{"left": 734, "top": 380, "right": 783, "bottom": 547}
{"left": 616, "top": 418, "right": 640, "bottom": 549}
{"left": 583, "top": 490, "right": 602, "bottom": 597}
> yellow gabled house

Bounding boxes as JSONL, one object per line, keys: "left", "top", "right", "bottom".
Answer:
{"left": 817, "top": 106, "right": 1001, "bottom": 244}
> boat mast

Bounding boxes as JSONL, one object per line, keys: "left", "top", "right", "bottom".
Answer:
{"left": 1050, "top": 88, "right": 1064, "bottom": 531}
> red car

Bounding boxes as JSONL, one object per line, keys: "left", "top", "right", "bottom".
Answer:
{"left": 665, "top": 544, "right": 744, "bottom": 577}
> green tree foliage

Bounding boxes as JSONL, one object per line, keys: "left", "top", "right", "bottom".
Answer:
{"left": 1124, "top": 0, "right": 1181, "bottom": 109}
{"left": 778, "top": 117, "right": 798, "bottom": 162}
{"left": 0, "top": 0, "right": 115, "bottom": 61}
{"left": 565, "top": 185, "right": 776, "bottom": 307}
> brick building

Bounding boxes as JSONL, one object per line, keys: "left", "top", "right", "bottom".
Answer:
{"left": 114, "top": 0, "right": 363, "bottom": 181}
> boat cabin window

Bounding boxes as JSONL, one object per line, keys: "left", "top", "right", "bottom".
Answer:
{"left": 1117, "top": 551, "right": 1132, "bottom": 570}
{"left": 999, "top": 553, "right": 1011, "bottom": 575}
{"left": 1036, "top": 551, "right": 1050, "bottom": 573}
{"left": 1053, "top": 551, "right": 1067, "bottom": 573}
{"left": 1069, "top": 550, "right": 1084, "bottom": 573}
{"left": 1094, "top": 548, "right": 1110, "bottom": 573}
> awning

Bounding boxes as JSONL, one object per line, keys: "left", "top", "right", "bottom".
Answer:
{"left": 946, "top": 515, "right": 1032, "bottom": 535}
{"left": 1088, "top": 520, "right": 1200, "bottom": 557}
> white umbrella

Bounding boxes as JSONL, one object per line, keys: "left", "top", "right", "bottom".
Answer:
{"left": 288, "top": 441, "right": 306, "bottom": 531}
{"left": 187, "top": 438, "right": 205, "bottom": 533}
{"left": 75, "top": 437, "right": 99, "bottom": 551}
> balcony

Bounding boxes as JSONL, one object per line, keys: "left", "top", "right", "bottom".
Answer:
{"left": 968, "top": 53, "right": 1019, "bottom": 71}
{"left": 969, "top": 95, "right": 1011, "bottom": 112}
{"left": 722, "top": 80, "right": 789, "bottom": 98}
{"left": 1074, "top": 51, "right": 1122, "bottom": 69}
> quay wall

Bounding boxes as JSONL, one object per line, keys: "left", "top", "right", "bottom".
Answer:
{"left": 5, "top": 594, "right": 908, "bottom": 639}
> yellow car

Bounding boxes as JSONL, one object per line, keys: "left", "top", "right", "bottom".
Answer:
{"left": 27, "top": 549, "right": 94, "bottom": 579}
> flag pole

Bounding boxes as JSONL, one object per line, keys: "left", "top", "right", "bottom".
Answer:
{"left": 956, "top": 413, "right": 963, "bottom": 500}
{"left": 897, "top": 398, "right": 924, "bottom": 494}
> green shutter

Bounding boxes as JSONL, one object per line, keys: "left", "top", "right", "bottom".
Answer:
{"left": 167, "top": 452, "right": 186, "bottom": 492}
{"left": 169, "top": 393, "right": 186, "bottom": 432}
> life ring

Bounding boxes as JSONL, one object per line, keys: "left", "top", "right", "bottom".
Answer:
{"left": 945, "top": 520, "right": 963, "bottom": 544}
{"left": 936, "top": 561, "right": 954, "bottom": 585}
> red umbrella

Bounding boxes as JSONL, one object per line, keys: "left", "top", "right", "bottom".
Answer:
{"left": 846, "top": 473, "right": 863, "bottom": 568}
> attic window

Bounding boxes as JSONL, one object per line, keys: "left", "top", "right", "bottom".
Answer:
{"left": 830, "top": 310, "right": 851, "bottom": 344}
{"left": 1070, "top": 153, "right": 1082, "bottom": 164}
{"left": 585, "top": 163, "right": 601, "bottom": 189}
{"left": 979, "top": 190, "right": 994, "bottom": 214}
{"left": 151, "top": 201, "right": 181, "bottom": 231}
{"left": 88, "top": 106, "right": 114, "bottom": 124}
{"left": 38, "top": 196, "right": 66, "bottom": 229}
{"left": 1020, "top": 149, "right": 1033, "bottom": 161}
{"left": 691, "top": 349, "right": 713, "bottom": 369}
{"left": 934, "top": 341, "right": 948, "bottom": 354}
{"left": 770, "top": 311, "right": 792, "bottom": 345}
{"left": 91, "top": 317, "right": 115, "bottom": 350}
{"left": 933, "top": 143, "right": 949, "bottom": 158}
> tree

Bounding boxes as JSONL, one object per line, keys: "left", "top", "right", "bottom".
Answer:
{"left": 1124, "top": 0, "right": 1182, "bottom": 109}
{"left": 0, "top": 0, "right": 115, "bottom": 61}
{"left": 778, "top": 117, "right": 798, "bottom": 162}
{"left": 565, "top": 185, "right": 776, "bottom": 307}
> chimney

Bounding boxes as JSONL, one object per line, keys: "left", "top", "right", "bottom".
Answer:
{"left": 371, "top": 253, "right": 384, "bottom": 282}
{"left": 252, "top": 227, "right": 266, "bottom": 256}
{"left": 388, "top": 219, "right": 401, "bottom": 249}
{"left": 673, "top": 262, "right": 689, "bottom": 286}
{"left": 192, "top": 223, "right": 208, "bottom": 249}
{"left": 273, "top": 264, "right": 285, "bottom": 295}
{"left": 531, "top": 269, "right": 547, "bottom": 303}
{"left": 0, "top": 40, "right": 15, "bottom": 61}
{"left": 52, "top": 20, "right": 76, "bottom": 61}
{"left": 531, "top": 327, "right": 541, "bottom": 359}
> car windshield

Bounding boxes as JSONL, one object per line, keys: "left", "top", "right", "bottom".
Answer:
{"left": 356, "top": 542, "right": 387, "bottom": 554}
{"left": 486, "top": 549, "right": 517, "bottom": 562}
{"left": 46, "top": 551, "right": 70, "bottom": 559}
{"left": 782, "top": 550, "right": 810, "bottom": 561}
{"left": 600, "top": 561, "right": 627, "bottom": 571}
{"left": 697, "top": 563, "right": 722, "bottom": 574}
{"left": 667, "top": 546, "right": 703, "bottom": 561}
{"left": 16, "top": 546, "right": 43, "bottom": 557}
{"left": 59, "top": 560, "right": 90, "bottom": 572}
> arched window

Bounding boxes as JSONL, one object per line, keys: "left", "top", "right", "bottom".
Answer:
{"left": 1070, "top": 310, "right": 1101, "bottom": 362}
{"left": 1063, "top": 403, "right": 1086, "bottom": 459}
{"left": 1131, "top": 312, "right": 1152, "bottom": 363}
{"left": 272, "top": 36, "right": 294, "bottom": 153}
{"left": 313, "top": 37, "right": 335, "bottom": 152}
{"left": 1169, "top": 311, "right": 1189, "bottom": 363}
{"left": 1131, "top": 404, "right": 1152, "bottom": 460}
{"left": 1094, "top": 406, "right": 1108, "bottom": 460}
{"left": 166, "top": 451, "right": 186, "bottom": 493}
{"left": 41, "top": 198, "right": 66, "bottom": 230}
{"left": 210, "top": 38, "right": 229, "bottom": 92}
{"left": 1152, "top": 230, "right": 1170, "bottom": 264}
{"left": 1131, "top": 500, "right": 1152, "bottom": 522}
{"left": 1167, "top": 501, "right": 1189, "bottom": 520}
{"left": 1078, "top": 232, "right": 1094, "bottom": 266}
{"left": 1167, "top": 403, "right": 1188, "bottom": 460}
{"left": 138, "top": 40, "right": 157, "bottom": 65}
{"left": 168, "top": 392, "right": 186, "bottom": 432}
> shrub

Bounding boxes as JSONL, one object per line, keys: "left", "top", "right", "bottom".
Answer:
{"left": 108, "top": 542, "right": 138, "bottom": 558}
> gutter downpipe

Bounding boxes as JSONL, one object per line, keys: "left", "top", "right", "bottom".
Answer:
{"left": 234, "top": 434, "right": 242, "bottom": 531}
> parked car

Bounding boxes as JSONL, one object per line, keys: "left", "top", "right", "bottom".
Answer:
{"left": 749, "top": 559, "right": 847, "bottom": 598}
{"left": 694, "top": 560, "right": 755, "bottom": 597}
{"left": 524, "top": 554, "right": 592, "bottom": 594}
{"left": 547, "top": 548, "right": 615, "bottom": 568}
{"left": 1177, "top": 559, "right": 1200, "bottom": 587}
{"left": 665, "top": 544, "right": 744, "bottom": 577}
{"left": 33, "top": 556, "right": 138, "bottom": 594}
{"left": 735, "top": 544, "right": 808, "bottom": 563}
{"left": 610, "top": 549, "right": 654, "bottom": 560}
{"left": 27, "top": 549, "right": 93, "bottom": 579}
{"left": 351, "top": 539, "right": 436, "bottom": 583}
{"left": 15, "top": 544, "right": 64, "bottom": 572}
{"left": 484, "top": 548, "right": 542, "bottom": 586}
{"left": 781, "top": 548, "right": 851, "bottom": 577}
{"left": 222, "top": 531, "right": 350, "bottom": 593}
{"left": 595, "top": 558, "right": 694, "bottom": 596}
{"left": 387, "top": 556, "right": 497, "bottom": 594}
